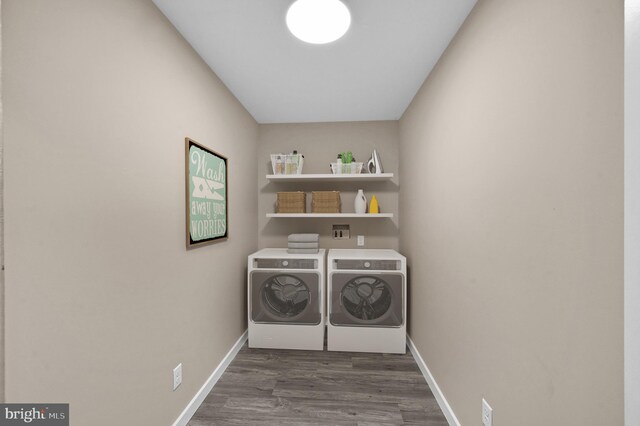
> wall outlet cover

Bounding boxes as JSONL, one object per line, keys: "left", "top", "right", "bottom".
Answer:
{"left": 357, "top": 235, "right": 365, "bottom": 246}
{"left": 482, "top": 398, "right": 492, "bottom": 426}
{"left": 173, "top": 363, "right": 182, "bottom": 391}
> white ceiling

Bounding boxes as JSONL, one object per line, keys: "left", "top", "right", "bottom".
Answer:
{"left": 152, "top": 0, "right": 477, "bottom": 124}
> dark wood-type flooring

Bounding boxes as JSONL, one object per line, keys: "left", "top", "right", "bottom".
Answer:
{"left": 188, "top": 342, "right": 448, "bottom": 425}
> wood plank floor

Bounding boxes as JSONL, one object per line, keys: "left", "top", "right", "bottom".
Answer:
{"left": 188, "top": 342, "right": 448, "bottom": 426}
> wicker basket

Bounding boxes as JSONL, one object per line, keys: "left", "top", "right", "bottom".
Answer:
{"left": 276, "top": 192, "right": 306, "bottom": 213}
{"left": 311, "top": 191, "right": 341, "bottom": 213}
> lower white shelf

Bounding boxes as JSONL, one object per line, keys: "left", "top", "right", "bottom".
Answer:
{"left": 266, "top": 213, "right": 393, "bottom": 218}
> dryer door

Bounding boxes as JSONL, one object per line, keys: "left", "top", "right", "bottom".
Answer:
{"left": 330, "top": 272, "right": 404, "bottom": 327}
{"left": 250, "top": 271, "right": 321, "bottom": 325}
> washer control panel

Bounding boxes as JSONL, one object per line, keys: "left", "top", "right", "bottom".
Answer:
{"left": 254, "top": 258, "right": 317, "bottom": 269}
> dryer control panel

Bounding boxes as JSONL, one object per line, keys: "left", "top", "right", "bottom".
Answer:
{"left": 333, "top": 259, "right": 400, "bottom": 270}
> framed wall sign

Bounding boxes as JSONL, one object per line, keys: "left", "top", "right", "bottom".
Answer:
{"left": 185, "top": 138, "right": 228, "bottom": 248}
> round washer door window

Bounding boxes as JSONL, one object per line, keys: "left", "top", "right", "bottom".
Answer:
{"left": 262, "top": 274, "right": 311, "bottom": 318}
{"left": 341, "top": 276, "right": 393, "bottom": 321}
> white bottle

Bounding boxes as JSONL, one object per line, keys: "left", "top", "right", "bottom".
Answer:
{"left": 354, "top": 189, "right": 367, "bottom": 214}
{"left": 335, "top": 155, "right": 342, "bottom": 174}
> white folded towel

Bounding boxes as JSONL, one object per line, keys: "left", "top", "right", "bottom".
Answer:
{"left": 287, "top": 233, "right": 320, "bottom": 243}
{"left": 287, "top": 242, "right": 320, "bottom": 249}
{"left": 287, "top": 248, "right": 320, "bottom": 254}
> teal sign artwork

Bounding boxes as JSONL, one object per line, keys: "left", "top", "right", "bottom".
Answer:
{"left": 185, "top": 138, "right": 228, "bottom": 248}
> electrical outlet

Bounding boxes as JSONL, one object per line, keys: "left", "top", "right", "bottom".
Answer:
{"left": 332, "top": 224, "right": 350, "bottom": 239}
{"left": 357, "top": 235, "right": 365, "bottom": 246}
{"left": 173, "top": 363, "right": 182, "bottom": 391}
{"left": 482, "top": 398, "right": 492, "bottom": 426}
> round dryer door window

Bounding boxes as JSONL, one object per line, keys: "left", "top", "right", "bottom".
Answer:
{"left": 262, "top": 274, "right": 311, "bottom": 318}
{"left": 341, "top": 276, "right": 393, "bottom": 322}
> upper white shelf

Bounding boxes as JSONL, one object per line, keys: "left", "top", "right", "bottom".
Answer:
{"left": 266, "top": 213, "right": 393, "bottom": 218}
{"left": 266, "top": 173, "right": 394, "bottom": 182}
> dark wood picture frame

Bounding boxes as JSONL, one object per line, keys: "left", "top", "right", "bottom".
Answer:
{"left": 185, "top": 137, "right": 228, "bottom": 248}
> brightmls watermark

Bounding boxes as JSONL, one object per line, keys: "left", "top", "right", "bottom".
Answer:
{"left": 0, "top": 404, "right": 68, "bottom": 425}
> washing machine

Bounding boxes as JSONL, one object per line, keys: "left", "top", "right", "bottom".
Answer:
{"left": 327, "top": 249, "right": 406, "bottom": 354}
{"left": 248, "top": 248, "right": 325, "bottom": 350}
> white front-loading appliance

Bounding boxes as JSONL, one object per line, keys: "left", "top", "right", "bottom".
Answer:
{"left": 327, "top": 249, "right": 406, "bottom": 354}
{"left": 248, "top": 248, "right": 325, "bottom": 351}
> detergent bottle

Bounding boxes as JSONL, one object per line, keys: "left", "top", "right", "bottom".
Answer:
{"left": 369, "top": 195, "right": 379, "bottom": 214}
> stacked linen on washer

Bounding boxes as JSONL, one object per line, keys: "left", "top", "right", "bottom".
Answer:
{"left": 287, "top": 233, "right": 320, "bottom": 254}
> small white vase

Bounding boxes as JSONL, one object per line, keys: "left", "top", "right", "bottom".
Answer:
{"left": 354, "top": 189, "right": 367, "bottom": 214}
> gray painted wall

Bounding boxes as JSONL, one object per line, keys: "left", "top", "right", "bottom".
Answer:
{"left": 3, "top": 0, "right": 257, "bottom": 423}
{"left": 258, "top": 121, "right": 400, "bottom": 250}
{"left": 399, "top": 0, "right": 623, "bottom": 424}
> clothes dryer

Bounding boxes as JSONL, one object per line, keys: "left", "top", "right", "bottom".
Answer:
{"left": 248, "top": 248, "right": 325, "bottom": 350}
{"left": 327, "top": 249, "right": 406, "bottom": 354}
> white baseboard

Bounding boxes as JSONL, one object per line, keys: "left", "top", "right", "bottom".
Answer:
{"left": 172, "top": 330, "right": 248, "bottom": 426}
{"left": 407, "top": 335, "right": 461, "bottom": 426}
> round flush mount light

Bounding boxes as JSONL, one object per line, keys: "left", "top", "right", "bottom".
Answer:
{"left": 286, "top": 0, "right": 351, "bottom": 44}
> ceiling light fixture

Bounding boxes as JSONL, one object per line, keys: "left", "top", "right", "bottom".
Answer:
{"left": 286, "top": 0, "right": 351, "bottom": 45}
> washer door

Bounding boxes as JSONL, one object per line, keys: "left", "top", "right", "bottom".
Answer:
{"left": 330, "top": 273, "right": 404, "bottom": 327}
{"left": 250, "top": 271, "right": 321, "bottom": 325}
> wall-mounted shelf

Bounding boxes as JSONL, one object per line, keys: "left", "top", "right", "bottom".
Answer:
{"left": 266, "top": 172, "right": 395, "bottom": 219}
{"left": 266, "top": 173, "right": 394, "bottom": 182}
{"left": 267, "top": 213, "right": 393, "bottom": 218}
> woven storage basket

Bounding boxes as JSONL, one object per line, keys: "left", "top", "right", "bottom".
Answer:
{"left": 311, "top": 191, "right": 341, "bottom": 213}
{"left": 276, "top": 191, "right": 306, "bottom": 213}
